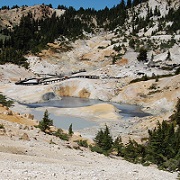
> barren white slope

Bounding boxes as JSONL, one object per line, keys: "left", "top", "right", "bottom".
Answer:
{"left": 0, "top": 120, "right": 178, "bottom": 180}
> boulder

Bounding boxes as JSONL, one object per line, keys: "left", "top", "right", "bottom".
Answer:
{"left": 20, "top": 133, "right": 30, "bottom": 141}
{"left": 23, "top": 126, "right": 30, "bottom": 130}
{"left": 0, "top": 128, "right": 6, "bottom": 135}
{"left": 24, "top": 114, "right": 34, "bottom": 120}
{"left": 42, "top": 92, "right": 55, "bottom": 101}
{"left": 4, "top": 110, "right": 13, "bottom": 115}
{"left": 27, "top": 114, "right": 34, "bottom": 120}
{"left": 4, "top": 106, "right": 9, "bottom": 110}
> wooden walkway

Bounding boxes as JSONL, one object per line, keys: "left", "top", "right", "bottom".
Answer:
{"left": 15, "top": 74, "right": 101, "bottom": 86}
{"left": 15, "top": 70, "right": 122, "bottom": 85}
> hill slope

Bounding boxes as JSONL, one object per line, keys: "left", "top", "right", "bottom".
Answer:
{"left": 0, "top": 1, "right": 179, "bottom": 179}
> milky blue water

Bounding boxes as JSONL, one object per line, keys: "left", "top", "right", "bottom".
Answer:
{"left": 26, "top": 97, "right": 150, "bottom": 130}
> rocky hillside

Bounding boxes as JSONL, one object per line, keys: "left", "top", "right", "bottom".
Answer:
{"left": 0, "top": 117, "right": 177, "bottom": 180}
{"left": 0, "top": 1, "right": 179, "bottom": 179}
{"left": 0, "top": 4, "right": 64, "bottom": 29}
{"left": 0, "top": 0, "right": 179, "bottom": 112}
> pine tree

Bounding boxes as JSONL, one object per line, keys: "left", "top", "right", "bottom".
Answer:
{"left": 137, "top": 47, "right": 147, "bottom": 62}
{"left": 94, "top": 125, "right": 113, "bottom": 152}
{"left": 170, "top": 98, "right": 180, "bottom": 125}
{"left": 68, "top": 123, "right": 74, "bottom": 135}
{"left": 151, "top": 53, "right": 154, "bottom": 61}
{"left": 127, "top": 0, "right": 132, "bottom": 8}
{"left": 166, "top": 51, "right": 171, "bottom": 60}
{"left": 113, "top": 136, "right": 124, "bottom": 156}
{"left": 129, "top": 38, "right": 135, "bottom": 49}
{"left": 94, "top": 129, "right": 104, "bottom": 146}
{"left": 133, "top": 0, "right": 140, "bottom": 7}
{"left": 38, "top": 110, "right": 53, "bottom": 132}
{"left": 120, "top": 0, "right": 126, "bottom": 10}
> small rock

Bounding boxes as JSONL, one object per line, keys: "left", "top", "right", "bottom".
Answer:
{"left": 24, "top": 126, "right": 29, "bottom": 130}
{"left": 52, "top": 173, "right": 56, "bottom": 177}
{"left": 23, "top": 170, "right": 28, "bottom": 174}
{"left": 3, "top": 110, "right": 13, "bottom": 115}
{"left": 4, "top": 106, "right": 9, "bottom": 110}
{"left": 19, "top": 125, "right": 23, "bottom": 129}
{"left": 27, "top": 114, "right": 34, "bottom": 120}
{"left": 0, "top": 128, "right": 6, "bottom": 135}
{"left": 20, "top": 133, "right": 30, "bottom": 141}
{"left": 133, "top": 169, "right": 138, "bottom": 173}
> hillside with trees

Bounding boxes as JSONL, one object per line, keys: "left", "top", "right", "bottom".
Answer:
{"left": 91, "top": 99, "right": 180, "bottom": 172}
{"left": 0, "top": 0, "right": 179, "bottom": 67}
{"left": 0, "top": 1, "right": 179, "bottom": 178}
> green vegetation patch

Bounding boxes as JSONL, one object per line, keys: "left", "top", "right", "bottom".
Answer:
{"left": 74, "top": 139, "right": 88, "bottom": 148}
{"left": 130, "top": 74, "right": 174, "bottom": 84}
{"left": 36, "top": 109, "right": 53, "bottom": 133}
{"left": 0, "top": 94, "right": 13, "bottom": 107}
{"left": 53, "top": 128, "right": 70, "bottom": 141}
{"left": 0, "top": 124, "right": 4, "bottom": 129}
{"left": 91, "top": 99, "right": 180, "bottom": 172}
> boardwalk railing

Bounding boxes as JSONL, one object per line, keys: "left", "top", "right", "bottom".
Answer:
{"left": 15, "top": 74, "right": 121, "bottom": 86}
{"left": 15, "top": 75, "right": 99, "bottom": 86}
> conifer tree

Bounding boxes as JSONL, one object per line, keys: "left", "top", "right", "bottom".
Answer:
{"left": 38, "top": 110, "right": 53, "bottom": 132}
{"left": 170, "top": 98, "right": 180, "bottom": 125}
{"left": 113, "top": 136, "right": 124, "bottom": 156}
{"left": 133, "top": 0, "right": 140, "bottom": 7}
{"left": 166, "top": 51, "right": 171, "bottom": 60}
{"left": 94, "top": 125, "right": 113, "bottom": 152}
{"left": 68, "top": 123, "right": 74, "bottom": 135}
{"left": 137, "top": 47, "right": 147, "bottom": 62}
{"left": 127, "top": 0, "right": 132, "bottom": 8}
